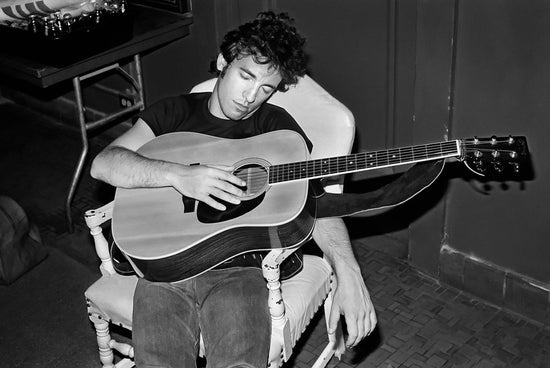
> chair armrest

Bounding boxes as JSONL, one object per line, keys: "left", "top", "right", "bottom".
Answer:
{"left": 85, "top": 201, "right": 116, "bottom": 276}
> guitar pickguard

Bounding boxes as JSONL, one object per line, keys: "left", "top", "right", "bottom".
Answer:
{"left": 197, "top": 192, "right": 266, "bottom": 223}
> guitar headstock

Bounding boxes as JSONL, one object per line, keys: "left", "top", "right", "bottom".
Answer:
{"left": 459, "top": 135, "right": 530, "bottom": 177}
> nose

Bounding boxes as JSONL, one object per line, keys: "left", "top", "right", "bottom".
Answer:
{"left": 243, "top": 86, "right": 258, "bottom": 104}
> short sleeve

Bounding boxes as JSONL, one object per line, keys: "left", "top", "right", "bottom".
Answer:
{"left": 137, "top": 96, "right": 189, "bottom": 136}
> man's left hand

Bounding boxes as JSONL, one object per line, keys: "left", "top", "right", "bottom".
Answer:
{"left": 328, "top": 266, "right": 377, "bottom": 348}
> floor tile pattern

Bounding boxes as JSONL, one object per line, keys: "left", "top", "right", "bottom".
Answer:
{"left": 291, "top": 244, "right": 550, "bottom": 368}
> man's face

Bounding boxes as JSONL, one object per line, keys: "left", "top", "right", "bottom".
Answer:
{"left": 209, "top": 54, "right": 283, "bottom": 120}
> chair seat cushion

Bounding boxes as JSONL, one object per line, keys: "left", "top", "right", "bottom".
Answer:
{"left": 85, "top": 255, "right": 332, "bottom": 347}
{"left": 281, "top": 255, "right": 332, "bottom": 345}
{"left": 85, "top": 272, "right": 137, "bottom": 330}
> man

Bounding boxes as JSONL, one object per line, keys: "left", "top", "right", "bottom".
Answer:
{"left": 91, "top": 11, "right": 376, "bottom": 368}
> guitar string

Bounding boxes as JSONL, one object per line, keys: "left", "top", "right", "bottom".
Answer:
{"left": 246, "top": 143, "right": 458, "bottom": 185}
{"left": 235, "top": 141, "right": 520, "bottom": 186}
{"left": 250, "top": 149, "right": 513, "bottom": 183}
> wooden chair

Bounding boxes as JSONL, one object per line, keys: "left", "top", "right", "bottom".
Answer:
{"left": 84, "top": 75, "right": 355, "bottom": 367}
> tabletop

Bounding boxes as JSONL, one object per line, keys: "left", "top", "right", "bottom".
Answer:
{"left": 0, "top": 5, "right": 193, "bottom": 88}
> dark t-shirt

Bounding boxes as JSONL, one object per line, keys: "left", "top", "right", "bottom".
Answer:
{"left": 138, "top": 92, "right": 312, "bottom": 151}
{"left": 136, "top": 92, "right": 312, "bottom": 279}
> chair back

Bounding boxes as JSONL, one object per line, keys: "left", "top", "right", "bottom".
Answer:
{"left": 190, "top": 75, "right": 355, "bottom": 192}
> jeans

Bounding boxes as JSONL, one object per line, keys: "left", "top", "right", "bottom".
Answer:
{"left": 133, "top": 267, "right": 271, "bottom": 368}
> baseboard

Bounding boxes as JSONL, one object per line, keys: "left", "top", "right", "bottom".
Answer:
{"left": 439, "top": 245, "right": 550, "bottom": 326}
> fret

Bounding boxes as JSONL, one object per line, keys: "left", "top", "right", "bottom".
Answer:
{"left": 356, "top": 153, "right": 367, "bottom": 170}
{"left": 320, "top": 158, "right": 330, "bottom": 175}
{"left": 366, "top": 152, "right": 376, "bottom": 168}
{"left": 269, "top": 166, "right": 277, "bottom": 183}
{"left": 376, "top": 150, "right": 389, "bottom": 167}
{"left": 346, "top": 155, "right": 358, "bottom": 172}
{"left": 328, "top": 157, "right": 337, "bottom": 175}
{"left": 297, "top": 161, "right": 307, "bottom": 179}
{"left": 336, "top": 156, "right": 343, "bottom": 174}
{"left": 313, "top": 159, "right": 321, "bottom": 178}
{"left": 387, "top": 148, "right": 400, "bottom": 165}
{"left": 288, "top": 162, "right": 295, "bottom": 181}
{"left": 283, "top": 163, "right": 290, "bottom": 181}
{"left": 433, "top": 143, "right": 441, "bottom": 156}
{"left": 412, "top": 145, "right": 428, "bottom": 160}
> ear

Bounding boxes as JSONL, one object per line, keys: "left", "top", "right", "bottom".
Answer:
{"left": 216, "top": 53, "right": 228, "bottom": 72}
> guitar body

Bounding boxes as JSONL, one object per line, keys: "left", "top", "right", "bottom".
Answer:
{"left": 113, "top": 130, "right": 316, "bottom": 282}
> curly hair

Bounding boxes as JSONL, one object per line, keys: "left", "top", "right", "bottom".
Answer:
{"left": 218, "top": 11, "right": 308, "bottom": 91}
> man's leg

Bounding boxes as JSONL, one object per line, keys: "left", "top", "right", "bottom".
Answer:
{"left": 133, "top": 278, "right": 201, "bottom": 368}
{"left": 198, "top": 268, "right": 271, "bottom": 368}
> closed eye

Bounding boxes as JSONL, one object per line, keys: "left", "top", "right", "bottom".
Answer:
{"left": 262, "top": 86, "right": 274, "bottom": 94}
{"left": 240, "top": 72, "right": 252, "bottom": 80}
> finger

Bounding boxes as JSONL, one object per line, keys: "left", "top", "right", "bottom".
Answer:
{"left": 207, "top": 165, "right": 246, "bottom": 186}
{"left": 327, "top": 304, "right": 341, "bottom": 335}
{"left": 368, "top": 309, "right": 378, "bottom": 335}
{"left": 216, "top": 180, "right": 245, "bottom": 197}
{"left": 209, "top": 188, "right": 241, "bottom": 205}
{"left": 345, "top": 315, "right": 359, "bottom": 348}
{"left": 199, "top": 195, "right": 227, "bottom": 211}
{"left": 220, "top": 172, "right": 246, "bottom": 187}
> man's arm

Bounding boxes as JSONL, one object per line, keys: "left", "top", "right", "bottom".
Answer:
{"left": 90, "top": 119, "right": 245, "bottom": 211}
{"left": 312, "top": 217, "right": 377, "bottom": 348}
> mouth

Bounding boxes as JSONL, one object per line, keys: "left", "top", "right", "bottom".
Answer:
{"left": 234, "top": 101, "right": 249, "bottom": 113}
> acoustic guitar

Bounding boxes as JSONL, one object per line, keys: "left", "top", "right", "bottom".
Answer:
{"left": 112, "top": 130, "right": 529, "bottom": 282}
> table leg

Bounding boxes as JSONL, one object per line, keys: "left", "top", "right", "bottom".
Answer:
{"left": 66, "top": 76, "right": 89, "bottom": 233}
{"left": 65, "top": 54, "right": 145, "bottom": 232}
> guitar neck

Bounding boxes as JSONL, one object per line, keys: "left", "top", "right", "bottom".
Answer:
{"left": 268, "top": 139, "right": 462, "bottom": 184}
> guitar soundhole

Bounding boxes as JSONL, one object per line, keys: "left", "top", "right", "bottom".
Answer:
{"left": 197, "top": 159, "right": 271, "bottom": 224}
{"left": 233, "top": 161, "right": 269, "bottom": 200}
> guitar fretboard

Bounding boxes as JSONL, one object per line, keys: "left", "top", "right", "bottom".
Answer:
{"left": 268, "top": 140, "right": 461, "bottom": 184}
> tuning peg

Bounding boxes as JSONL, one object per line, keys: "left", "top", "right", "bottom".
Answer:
{"left": 474, "top": 150, "right": 483, "bottom": 158}
{"left": 473, "top": 136, "right": 480, "bottom": 144}
{"left": 509, "top": 151, "right": 518, "bottom": 159}
{"left": 492, "top": 161, "right": 504, "bottom": 173}
{"left": 474, "top": 160, "right": 486, "bottom": 173}
{"left": 491, "top": 150, "right": 500, "bottom": 158}
{"left": 491, "top": 136, "right": 497, "bottom": 145}
{"left": 508, "top": 135, "right": 515, "bottom": 144}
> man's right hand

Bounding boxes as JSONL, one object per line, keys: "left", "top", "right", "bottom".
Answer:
{"left": 166, "top": 164, "right": 246, "bottom": 211}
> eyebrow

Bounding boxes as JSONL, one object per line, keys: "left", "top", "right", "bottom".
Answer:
{"left": 239, "top": 67, "right": 277, "bottom": 89}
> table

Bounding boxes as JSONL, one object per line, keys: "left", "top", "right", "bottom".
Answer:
{"left": 0, "top": 5, "right": 193, "bottom": 232}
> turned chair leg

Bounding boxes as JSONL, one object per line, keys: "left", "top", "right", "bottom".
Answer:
{"left": 91, "top": 316, "right": 116, "bottom": 368}
{"left": 90, "top": 314, "right": 135, "bottom": 368}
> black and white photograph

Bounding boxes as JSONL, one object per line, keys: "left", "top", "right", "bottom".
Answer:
{"left": 0, "top": 1, "right": 548, "bottom": 367}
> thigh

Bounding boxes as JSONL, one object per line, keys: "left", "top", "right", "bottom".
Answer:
{"left": 198, "top": 268, "right": 271, "bottom": 368}
{"left": 133, "top": 278, "right": 201, "bottom": 368}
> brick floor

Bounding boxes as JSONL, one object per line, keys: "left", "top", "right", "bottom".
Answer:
{"left": 289, "top": 244, "right": 550, "bottom": 368}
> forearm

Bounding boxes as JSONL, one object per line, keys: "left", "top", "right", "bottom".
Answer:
{"left": 314, "top": 217, "right": 377, "bottom": 346}
{"left": 90, "top": 145, "right": 176, "bottom": 188}
{"left": 312, "top": 217, "right": 361, "bottom": 275}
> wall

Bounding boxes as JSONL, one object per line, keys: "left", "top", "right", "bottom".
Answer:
{"left": 442, "top": 0, "right": 550, "bottom": 323}
{"left": 448, "top": 0, "right": 550, "bottom": 282}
